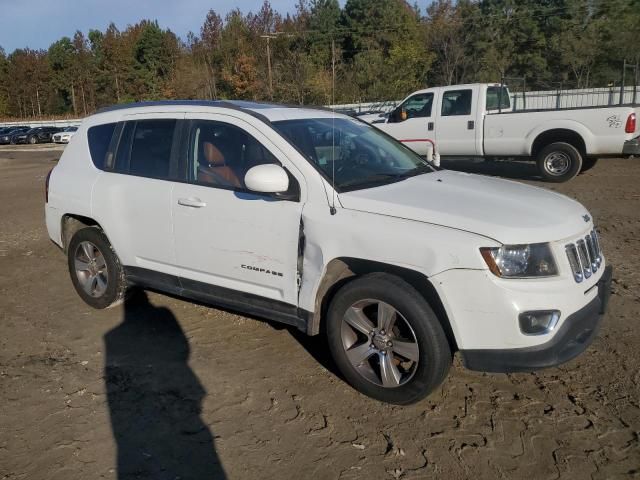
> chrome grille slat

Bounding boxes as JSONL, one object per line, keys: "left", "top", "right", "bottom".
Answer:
{"left": 566, "top": 229, "right": 601, "bottom": 283}
{"left": 576, "top": 240, "right": 592, "bottom": 279}
{"left": 585, "top": 235, "right": 598, "bottom": 272}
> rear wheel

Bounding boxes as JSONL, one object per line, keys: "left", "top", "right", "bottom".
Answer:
{"left": 326, "top": 273, "right": 451, "bottom": 405}
{"left": 28, "top": 135, "right": 37, "bottom": 145}
{"left": 535, "top": 142, "right": 582, "bottom": 182}
{"left": 67, "top": 227, "right": 127, "bottom": 309}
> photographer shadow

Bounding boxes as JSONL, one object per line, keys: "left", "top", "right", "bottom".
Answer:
{"left": 104, "top": 290, "right": 226, "bottom": 480}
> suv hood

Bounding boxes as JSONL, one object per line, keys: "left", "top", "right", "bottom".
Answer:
{"left": 338, "top": 170, "right": 591, "bottom": 244}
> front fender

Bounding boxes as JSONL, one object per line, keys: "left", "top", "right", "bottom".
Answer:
{"left": 297, "top": 204, "right": 494, "bottom": 317}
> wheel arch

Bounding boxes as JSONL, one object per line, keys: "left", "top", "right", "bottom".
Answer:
{"left": 309, "top": 257, "right": 458, "bottom": 352}
{"left": 530, "top": 128, "right": 588, "bottom": 159}
{"left": 60, "top": 214, "right": 104, "bottom": 253}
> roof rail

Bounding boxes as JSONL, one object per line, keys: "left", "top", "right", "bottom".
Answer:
{"left": 95, "top": 100, "right": 274, "bottom": 124}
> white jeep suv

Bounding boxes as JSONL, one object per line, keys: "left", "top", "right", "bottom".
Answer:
{"left": 45, "top": 100, "right": 612, "bottom": 404}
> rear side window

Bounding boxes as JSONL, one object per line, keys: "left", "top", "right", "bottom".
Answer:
{"left": 441, "top": 89, "right": 472, "bottom": 116}
{"left": 87, "top": 123, "right": 117, "bottom": 169}
{"left": 486, "top": 86, "right": 510, "bottom": 110}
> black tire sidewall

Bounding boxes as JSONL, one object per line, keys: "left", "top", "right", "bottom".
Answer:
{"left": 536, "top": 142, "right": 582, "bottom": 182}
{"left": 67, "top": 227, "right": 124, "bottom": 309}
{"left": 326, "top": 274, "right": 451, "bottom": 405}
{"left": 580, "top": 157, "right": 598, "bottom": 173}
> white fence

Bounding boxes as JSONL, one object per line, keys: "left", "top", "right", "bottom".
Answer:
{"left": 510, "top": 86, "right": 639, "bottom": 110}
{"left": 331, "top": 85, "right": 640, "bottom": 114}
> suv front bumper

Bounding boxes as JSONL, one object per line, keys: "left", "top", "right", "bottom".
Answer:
{"left": 623, "top": 136, "right": 640, "bottom": 156}
{"left": 460, "top": 265, "right": 612, "bottom": 373}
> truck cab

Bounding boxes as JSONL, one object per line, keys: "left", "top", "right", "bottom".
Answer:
{"left": 379, "top": 84, "right": 509, "bottom": 157}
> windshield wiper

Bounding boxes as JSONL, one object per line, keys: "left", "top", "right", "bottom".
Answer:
{"left": 339, "top": 165, "right": 433, "bottom": 190}
{"left": 339, "top": 173, "right": 404, "bottom": 189}
{"left": 395, "top": 163, "right": 434, "bottom": 179}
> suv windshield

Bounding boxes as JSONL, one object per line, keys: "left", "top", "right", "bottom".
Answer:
{"left": 273, "top": 117, "right": 433, "bottom": 191}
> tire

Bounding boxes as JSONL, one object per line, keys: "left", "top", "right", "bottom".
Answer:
{"left": 326, "top": 273, "right": 451, "bottom": 405}
{"left": 67, "top": 227, "right": 127, "bottom": 309}
{"left": 28, "top": 136, "right": 37, "bottom": 145}
{"left": 580, "top": 157, "right": 598, "bottom": 173}
{"left": 535, "top": 142, "right": 582, "bottom": 182}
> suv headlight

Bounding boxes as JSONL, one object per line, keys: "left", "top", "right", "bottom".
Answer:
{"left": 480, "top": 243, "right": 557, "bottom": 278}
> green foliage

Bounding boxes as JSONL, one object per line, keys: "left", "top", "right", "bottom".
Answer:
{"left": 0, "top": 0, "right": 638, "bottom": 118}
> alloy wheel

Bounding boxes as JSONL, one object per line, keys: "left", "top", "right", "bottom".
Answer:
{"left": 74, "top": 241, "right": 109, "bottom": 298}
{"left": 340, "top": 299, "right": 419, "bottom": 388}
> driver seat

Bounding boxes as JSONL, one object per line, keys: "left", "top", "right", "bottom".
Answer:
{"left": 198, "top": 141, "right": 242, "bottom": 188}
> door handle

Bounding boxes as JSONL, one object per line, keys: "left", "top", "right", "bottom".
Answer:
{"left": 178, "top": 197, "right": 207, "bottom": 208}
{"left": 467, "top": 120, "right": 475, "bottom": 130}
{"left": 428, "top": 122, "right": 434, "bottom": 131}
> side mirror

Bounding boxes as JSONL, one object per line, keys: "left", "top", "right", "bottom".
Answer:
{"left": 245, "top": 164, "right": 289, "bottom": 194}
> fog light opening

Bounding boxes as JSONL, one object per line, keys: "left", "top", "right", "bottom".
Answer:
{"left": 519, "top": 310, "right": 561, "bottom": 335}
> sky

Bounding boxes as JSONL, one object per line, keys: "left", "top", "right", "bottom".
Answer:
{"left": 0, "top": 0, "right": 301, "bottom": 54}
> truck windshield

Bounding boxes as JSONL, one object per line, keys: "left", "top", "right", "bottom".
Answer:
{"left": 272, "top": 117, "right": 433, "bottom": 191}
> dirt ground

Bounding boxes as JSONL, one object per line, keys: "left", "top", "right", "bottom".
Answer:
{"left": 0, "top": 146, "right": 638, "bottom": 480}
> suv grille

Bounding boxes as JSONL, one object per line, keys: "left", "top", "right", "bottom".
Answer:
{"left": 565, "top": 230, "right": 602, "bottom": 283}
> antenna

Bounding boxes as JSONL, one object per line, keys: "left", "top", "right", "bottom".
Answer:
{"left": 330, "top": 36, "right": 337, "bottom": 216}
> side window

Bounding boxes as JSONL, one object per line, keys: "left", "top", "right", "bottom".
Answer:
{"left": 114, "top": 119, "right": 177, "bottom": 179}
{"left": 486, "top": 86, "right": 511, "bottom": 111}
{"left": 401, "top": 93, "right": 434, "bottom": 119}
{"left": 188, "top": 120, "right": 280, "bottom": 190}
{"left": 87, "top": 123, "right": 117, "bottom": 170}
{"left": 441, "top": 89, "right": 472, "bottom": 116}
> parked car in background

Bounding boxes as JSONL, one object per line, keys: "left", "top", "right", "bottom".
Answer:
{"left": 53, "top": 126, "right": 79, "bottom": 144}
{"left": 13, "top": 126, "right": 63, "bottom": 144}
{"left": 45, "top": 100, "right": 611, "bottom": 405}
{"left": 367, "top": 83, "right": 639, "bottom": 182}
{"left": 0, "top": 127, "right": 30, "bottom": 145}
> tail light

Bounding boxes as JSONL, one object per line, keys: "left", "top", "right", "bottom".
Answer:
{"left": 45, "top": 168, "right": 53, "bottom": 203}
{"left": 626, "top": 113, "right": 636, "bottom": 133}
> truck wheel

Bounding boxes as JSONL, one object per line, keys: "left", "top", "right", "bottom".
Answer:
{"left": 580, "top": 157, "right": 598, "bottom": 173}
{"left": 67, "top": 227, "right": 127, "bottom": 309}
{"left": 536, "top": 142, "right": 582, "bottom": 182}
{"left": 326, "top": 273, "right": 451, "bottom": 405}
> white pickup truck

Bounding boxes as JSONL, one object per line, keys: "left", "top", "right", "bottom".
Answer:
{"left": 367, "top": 83, "right": 640, "bottom": 182}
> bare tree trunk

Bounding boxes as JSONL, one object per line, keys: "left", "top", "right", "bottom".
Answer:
{"left": 71, "top": 83, "right": 77, "bottom": 115}
{"left": 31, "top": 97, "right": 36, "bottom": 117}
{"left": 36, "top": 86, "right": 42, "bottom": 116}
{"left": 115, "top": 73, "right": 121, "bottom": 102}
{"left": 211, "top": 65, "right": 218, "bottom": 100}
{"left": 81, "top": 84, "right": 87, "bottom": 115}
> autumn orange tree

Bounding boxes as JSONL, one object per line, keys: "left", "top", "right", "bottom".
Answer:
{"left": 0, "top": 0, "right": 637, "bottom": 118}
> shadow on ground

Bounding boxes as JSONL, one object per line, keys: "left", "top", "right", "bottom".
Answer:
{"left": 104, "top": 290, "right": 226, "bottom": 480}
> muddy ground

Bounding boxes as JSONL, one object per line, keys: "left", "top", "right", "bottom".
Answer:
{"left": 0, "top": 146, "right": 638, "bottom": 479}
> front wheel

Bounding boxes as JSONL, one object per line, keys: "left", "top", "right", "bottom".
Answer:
{"left": 28, "top": 136, "right": 37, "bottom": 144}
{"left": 536, "top": 142, "right": 582, "bottom": 182}
{"left": 67, "top": 227, "right": 127, "bottom": 309}
{"left": 326, "top": 273, "right": 451, "bottom": 405}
